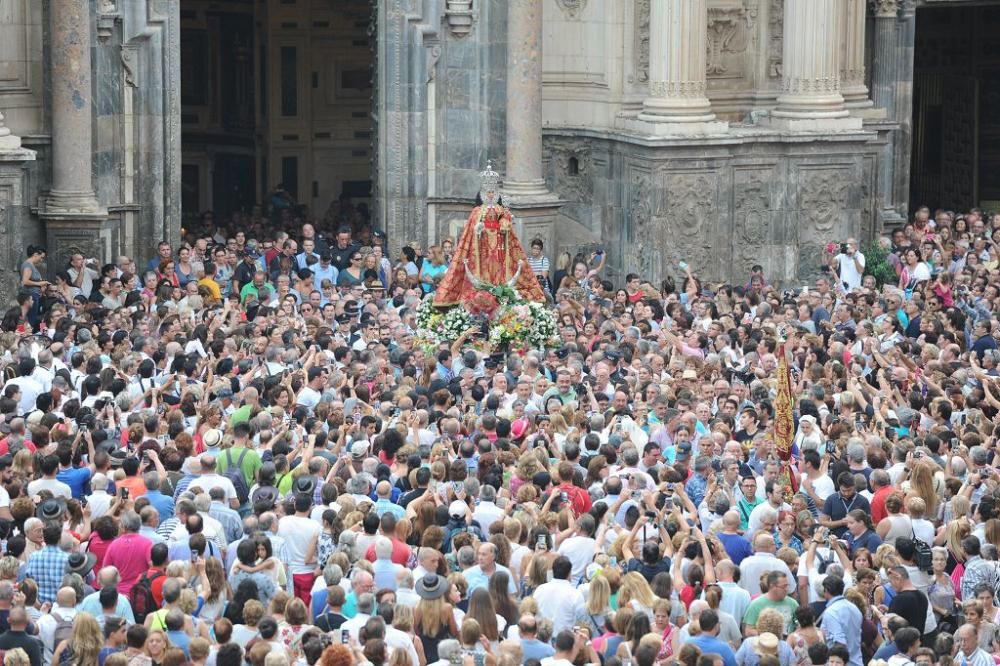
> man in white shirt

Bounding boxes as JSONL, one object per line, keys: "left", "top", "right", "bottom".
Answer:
{"left": 86, "top": 473, "right": 113, "bottom": 519}
{"left": 187, "top": 455, "right": 239, "bottom": 509}
{"left": 7, "top": 359, "right": 43, "bottom": 416}
{"left": 533, "top": 555, "right": 584, "bottom": 636}
{"left": 472, "top": 486, "right": 505, "bottom": 534}
{"left": 38, "top": 586, "right": 78, "bottom": 663}
{"left": 738, "top": 533, "right": 797, "bottom": 595}
{"left": 277, "top": 493, "right": 322, "bottom": 605}
{"left": 296, "top": 366, "right": 326, "bottom": 413}
{"left": 556, "top": 514, "right": 597, "bottom": 582}
{"left": 830, "top": 239, "right": 866, "bottom": 292}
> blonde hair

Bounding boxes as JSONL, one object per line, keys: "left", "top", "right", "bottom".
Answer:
{"left": 586, "top": 575, "right": 611, "bottom": 615}
{"left": 3, "top": 649, "right": 30, "bottom": 666}
{"left": 908, "top": 462, "right": 937, "bottom": 517}
{"left": 756, "top": 608, "right": 786, "bottom": 638}
{"left": 619, "top": 572, "right": 657, "bottom": 609}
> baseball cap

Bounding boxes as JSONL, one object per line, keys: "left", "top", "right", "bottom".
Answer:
{"left": 448, "top": 500, "right": 467, "bottom": 518}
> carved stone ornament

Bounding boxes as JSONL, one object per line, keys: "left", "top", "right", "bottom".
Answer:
{"left": 707, "top": 5, "right": 753, "bottom": 77}
{"left": 663, "top": 173, "right": 715, "bottom": 274}
{"left": 733, "top": 171, "right": 771, "bottom": 274}
{"left": 629, "top": 171, "right": 653, "bottom": 276}
{"left": 635, "top": 0, "right": 651, "bottom": 84}
{"left": 768, "top": 0, "right": 783, "bottom": 79}
{"left": 869, "top": 0, "right": 900, "bottom": 18}
{"left": 554, "top": 0, "right": 588, "bottom": 19}
{"left": 97, "top": 0, "right": 119, "bottom": 43}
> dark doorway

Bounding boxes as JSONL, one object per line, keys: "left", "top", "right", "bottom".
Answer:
{"left": 911, "top": 3, "right": 1000, "bottom": 212}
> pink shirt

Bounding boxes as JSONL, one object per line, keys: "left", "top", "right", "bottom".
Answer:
{"left": 103, "top": 533, "right": 153, "bottom": 595}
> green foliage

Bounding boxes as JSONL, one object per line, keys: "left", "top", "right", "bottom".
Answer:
{"left": 864, "top": 240, "right": 897, "bottom": 288}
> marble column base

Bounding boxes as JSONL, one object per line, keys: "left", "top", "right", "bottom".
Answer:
{"left": 0, "top": 134, "right": 21, "bottom": 151}
{"left": 762, "top": 113, "right": 863, "bottom": 132}
{"left": 621, "top": 116, "right": 729, "bottom": 137}
{"left": 43, "top": 190, "right": 104, "bottom": 216}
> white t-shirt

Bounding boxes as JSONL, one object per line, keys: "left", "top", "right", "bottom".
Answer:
{"left": 27, "top": 478, "right": 72, "bottom": 500}
{"left": 188, "top": 474, "right": 238, "bottom": 502}
{"left": 557, "top": 536, "right": 596, "bottom": 582}
{"left": 810, "top": 474, "right": 836, "bottom": 502}
{"left": 836, "top": 252, "right": 866, "bottom": 291}
{"left": 277, "top": 515, "right": 321, "bottom": 574}
{"left": 296, "top": 386, "right": 321, "bottom": 412}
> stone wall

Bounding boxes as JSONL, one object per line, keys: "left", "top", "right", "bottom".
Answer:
{"left": 544, "top": 128, "right": 881, "bottom": 287}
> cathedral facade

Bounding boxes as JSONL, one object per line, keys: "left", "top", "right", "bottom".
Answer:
{"left": 0, "top": 0, "right": 991, "bottom": 295}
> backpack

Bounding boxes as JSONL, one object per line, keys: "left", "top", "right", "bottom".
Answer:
{"left": 51, "top": 610, "right": 74, "bottom": 648}
{"left": 130, "top": 570, "right": 165, "bottom": 624}
{"left": 223, "top": 448, "right": 251, "bottom": 505}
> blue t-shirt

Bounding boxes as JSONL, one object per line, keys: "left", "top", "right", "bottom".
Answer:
{"left": 57, "top": 467, "right": 92, "bottom": 499}
{"left": 689, "top": 635, "right": 738, "bottom": 666}
{"left": 718, "top": 532, "right": 754, "bottom": 566}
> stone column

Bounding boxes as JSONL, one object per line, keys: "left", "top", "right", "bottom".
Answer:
{"left": 42, "top": 0, "right": 107, "bottom": 269}
{"left": 768, "top": 0, "right": 861, "bottom": 130}
{"left": 503, "top": 0, "right": 561, "bottom": 261}
{"left": 635, "top": 0, "right": 726, "bottom": 134}
{"left": 841, "top": 0, "right": 874, "bottom": 111}
{"left": 45, "top": 0, "right": 102, "bottom": 213}
{"left": 504, "top": 0, "right": 551, "bottom": 200}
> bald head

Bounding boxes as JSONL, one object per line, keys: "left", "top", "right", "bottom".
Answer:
{"left": 753, "top": 533, "right": 775, "bottom": 552}
{"left": 723, "top": 511, "right": 741, "bottom": 530}
{"left": 56, "top": 587, "right": 77, "bottom": 608}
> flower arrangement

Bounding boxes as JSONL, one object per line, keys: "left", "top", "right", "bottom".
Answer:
{"left": 415, "top": 286, "right": 557, "bottom": 353}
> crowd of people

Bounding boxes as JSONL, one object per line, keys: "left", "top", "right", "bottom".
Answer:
{"left": 0, "top": 199, "right": 998, "bottom": 666}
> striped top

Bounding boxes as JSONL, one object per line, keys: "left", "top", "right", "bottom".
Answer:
{"left": 528, "top": 255, "right": 550, "bottom": 275}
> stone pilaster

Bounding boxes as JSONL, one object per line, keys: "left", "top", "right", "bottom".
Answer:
{"left": 0, "top": 113, "right": 36, "bottom": 300}
{"left": 768, "top": 0, "right": 862, "bottom": 130}
{"left": 42, "top": 0, "right": 108, "bottom": 264}
{"left": 504, "top": 0, "right": 555, "bottom": 201}
{"left": 633, "top": 0, "right": 727, "bottom": 135}
{"left": 869, "top": 0, "right": 912, "bottom": 223}
{"left": 841, "top": 0, "right": 875, "bottom": 112}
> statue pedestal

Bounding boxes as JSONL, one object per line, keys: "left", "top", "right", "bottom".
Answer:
{"left": 40, "top": 210, "right": 114, "bottom": 278}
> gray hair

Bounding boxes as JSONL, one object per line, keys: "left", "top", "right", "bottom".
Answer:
{"left": 323, "top": 564, "right": 344, "bottom": 586}
{"left": 356, "top": 592, "right": 376, "bottom": 615}
{"left": 972, "top": 446, "right": 989, "bottom": 466}
{"left": 457, "top": 545, "right": 476, "bottom": 567}
{"left": 846, "top": 443, "right": 866, "bottom": 464}
{"left": 119, "top": 511, "right": 141, "bottom": 533}
{"left": 437, "top": 640, "right": 461, "bottom": 661}
{"left": 374, "top": 536, "right": 393, "bottom": 560}
{"left": 480, "top": 485, "right": 497, "bottom": 503}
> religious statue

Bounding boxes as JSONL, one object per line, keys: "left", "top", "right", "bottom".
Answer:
{"left": 433, "top": 161, "right": 546, "bottom": 306}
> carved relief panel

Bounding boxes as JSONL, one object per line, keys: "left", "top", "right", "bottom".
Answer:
{"left": 660, "top": 171, "right": 719, "bottom": 278}
{"left": 707, "top": 0, "right": 757, "bottom": 82}
{"left": 548, "top": 139, "right": 593, "bottom": 204}
{"left": 767, "top": 0, "right": 783, "bottom": 80}
{"left": 732, "top": 168, "right": 774, "bottom": 276}
{"left": 797, "top": 168, "right": 853, "bottom": 278}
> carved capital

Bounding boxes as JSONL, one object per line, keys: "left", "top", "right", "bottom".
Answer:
{"left": 869, "top": 0, "right": 899, "bottom": 18}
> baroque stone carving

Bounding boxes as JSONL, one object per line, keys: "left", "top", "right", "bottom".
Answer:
{"left": 869, "top": 0, "right": 899, "bottom": 18}
{"left": 706, "top": 5, "right": 753, "bottom": 77}
{"left": 768, "top": 0, "right": 783, "bottom": 79}
{"left": 649, "top": 80, "right": 708, "bottom": 98}
{"left": 663, "top": 173, "right": 716, "bottom": 274}
{"left": 635, "top": 0, "right": 651, "bottom": 84}
{"left": 554, "top": 0, "right": 588, "bottom": 19}
{"left": 800, "top": 170, "right": 851, "bottom": 237}
{"left": 733, "top": 170, "right": 771, "bottom": 275}
{"left": 628, "top": 171, "right": 654, "bottom": 276}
